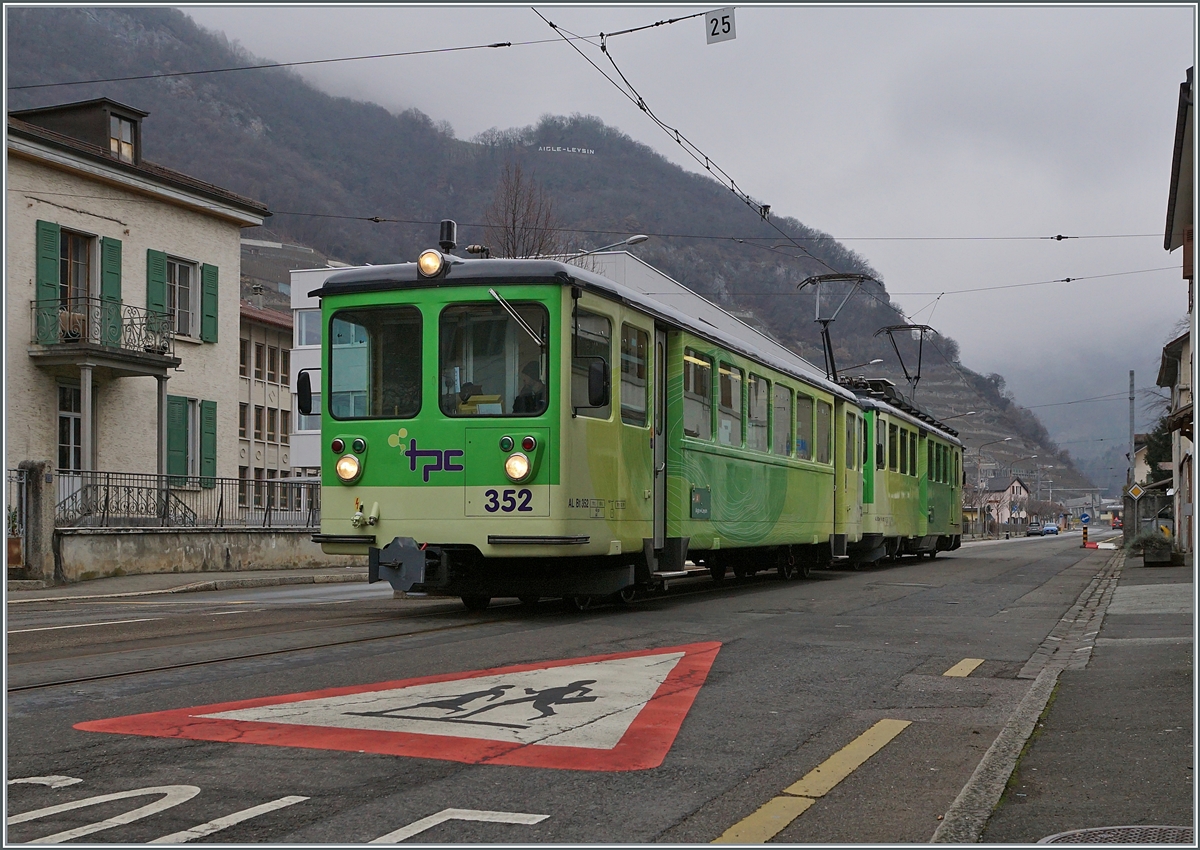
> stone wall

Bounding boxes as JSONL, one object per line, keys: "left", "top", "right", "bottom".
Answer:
{"left": 54, "top": 527, "right": 362, "bottom": 583}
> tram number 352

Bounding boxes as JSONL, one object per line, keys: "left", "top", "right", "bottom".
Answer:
{"left": 483, "top": 488, "right": 534, "bottom": 513}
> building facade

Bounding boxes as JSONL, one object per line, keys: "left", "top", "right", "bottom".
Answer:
{"left": 6, "top": 98, "right": 268, "bottom": 488}
{"left": 239, "top": 301, "right": 296, "bottom": 505}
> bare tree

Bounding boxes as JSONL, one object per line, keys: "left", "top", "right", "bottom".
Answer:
{"left": 483, "top": 162, "right": 563, "bottom": 259}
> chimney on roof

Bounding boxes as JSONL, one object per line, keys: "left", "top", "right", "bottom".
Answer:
{"left": 251, "top": 283, "right": 264, "bottom": 309}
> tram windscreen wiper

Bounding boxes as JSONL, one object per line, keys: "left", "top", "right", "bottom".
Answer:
{"left": 488, "top": 288, "right": 545, "bottom": 349}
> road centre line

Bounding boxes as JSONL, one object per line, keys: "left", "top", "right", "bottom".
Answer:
{"left": 8, "top": 618, "right": 162, "bottom": 634}
{"left": 713, "top": 719, "right": 911, "bottom": 843}
{"left": 149, "top": 796, "right": 309, "bottom": 843}
{"left": 943, "top": 658, "right": 985, "bottom": 677}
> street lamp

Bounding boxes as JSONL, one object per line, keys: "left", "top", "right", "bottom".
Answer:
{"left": 941, "top": 410, "right": 977, "bottom": 421}
{"left": 974, "top": 437, "right": 1012, "bottom": 538}
{"left": 841, "top": 358, "right": 883, "bottom": 372}
{"left": 563, "top": 234, "right": 648, "bottom": 261}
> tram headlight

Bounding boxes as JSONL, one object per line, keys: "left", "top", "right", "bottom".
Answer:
{"left": 417, "top": 249, "right": 444, "bottom": 277}
{"left": 335, "top": 454, "right": 362, "bottom": 483}
{"left": 504, "top": 452, "right": 531, "bottom": 482}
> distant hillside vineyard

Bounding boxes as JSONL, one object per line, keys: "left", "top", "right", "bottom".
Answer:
{"left": 6, "top": 6, "right": 1095, "bottom": 492}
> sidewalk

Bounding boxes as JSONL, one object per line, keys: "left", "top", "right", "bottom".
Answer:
{"left": 980, "top": 550, "right": 1194, "bottom": 843}
{"left": 6, "top": 564, "right": 368, "bottom": 604}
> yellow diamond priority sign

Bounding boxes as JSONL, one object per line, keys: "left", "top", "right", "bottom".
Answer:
{"left": 1128, "top": 483, "right": 1145, "bottom": 500}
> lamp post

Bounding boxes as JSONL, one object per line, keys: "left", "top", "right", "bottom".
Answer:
{"left": 975, "top": 437, "right": 1013, "bottom": 538}
{"left": 1007, "top": 455, "right": 1037, "bottom": 530}
{"left": 563, "top": 234, "right": 648, "bottom": 262}
{"left": 942, "top": 410, "right": 977, "bottom": 421}
{"left": 841, "top": 358, "right": 883, "bottom": 373}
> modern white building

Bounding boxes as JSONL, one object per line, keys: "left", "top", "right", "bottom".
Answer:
{"left": 6, "top": 97, "right": 268, "bottom": 484}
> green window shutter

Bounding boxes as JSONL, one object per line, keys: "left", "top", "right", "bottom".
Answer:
{"left": 199, "top": 400, "right": 217, "bottom": 488}
{"left": 100, "top": 237, "right": 122, "bottom": 347}
{"left": 200, "top": 263, "right": 218, "bottom": 343}
{"left": 167, "top": 394, "right": 189, "bottom": 482}
{"left": 147, "top": 249, "right": 167, "bottom": 335}
{"left": 35, "top": 220, "right": 60, "bottom": 343}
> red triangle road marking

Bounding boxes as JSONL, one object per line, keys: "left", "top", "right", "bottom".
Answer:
{"left": 75, "top": 642, "right": 721, "bottom": 772}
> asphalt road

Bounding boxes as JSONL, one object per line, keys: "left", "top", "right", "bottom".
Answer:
{"left": 7, "top": 534, "right": 1118, "bottom": 843}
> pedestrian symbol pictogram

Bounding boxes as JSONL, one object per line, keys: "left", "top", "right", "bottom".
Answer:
{"left": 75, "top": 642, "right": 721, "bottom": 771}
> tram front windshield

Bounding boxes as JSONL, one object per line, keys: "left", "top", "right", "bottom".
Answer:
{"left": 440, "top": 302, "right": 548, "bottom": 417}
{"left": 328, "top": 306, "right": 422, "bottom": 419}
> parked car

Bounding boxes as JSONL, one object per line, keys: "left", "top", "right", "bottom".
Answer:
{"left": 1041, "top": 523, "right": 1060, "bottom": 536}
{"left": 1025, "top": 523, "right": 1042, "bottom": 537}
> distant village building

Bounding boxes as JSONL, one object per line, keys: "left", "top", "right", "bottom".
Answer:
{"left": 6, "top": 97, "right": 268, "bottom": 486}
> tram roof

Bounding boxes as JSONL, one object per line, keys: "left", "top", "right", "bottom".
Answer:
{"left": 316, "top": 254, "right": 861, "bottom": 402}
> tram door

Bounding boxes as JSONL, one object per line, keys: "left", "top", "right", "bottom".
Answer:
{"left": 653, "top": 328, "right": 667, "bottom": 548}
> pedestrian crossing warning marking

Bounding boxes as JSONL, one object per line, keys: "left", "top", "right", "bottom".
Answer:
{"left": 74, "top": 642, "right": 721, "bottom": 771}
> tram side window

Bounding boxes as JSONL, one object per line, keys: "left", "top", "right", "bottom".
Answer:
{"left": 928, "top": 439, "right": 934, "bottom": 480}
{"left": 718, "top": 363, "right": 743, "bottom": 447}
{"left": 910, "top": 431, "right": 918, "bottom": 477}
{"left": 747, "top": 375, "right": 769, "bottom": 452}
{"left": 772, "top": 384, "right": 793, "bottom": 455}
{"left": 683, "top": 350, "right": 712, "bottom": 439}
{"left": 620, "top": 324, "right": 649, "bottom": 427}
{"left": 955, "top": 450, "right": 960, "bottom": 487}
{"left": 898, "top": 426, "right": 908, "bottom": 474}
{"left": 815, "top": 399, "right": 832, "bottom": 464}
{"left": 796, "top": 394, "right": 813, "bottom": 459}
{"left": 441, "top": 302, "right": 550, "bottom": 417}
{"left": 845, "top": 413, "right": 856, "bottom": 469}
{"left": 888, "top": 423, "right": 899, "bottom": 471}
{"left": 876, "top": 415, "right": 886, "bottom": 470}
{"left": 570, "top": 310, "right": 611, "bottom": 419}
{"left": 938, "top": 444, "right": 945, "bottom": 483}
{"left": 329, "top": 306, "right": 421, "bottom": 420}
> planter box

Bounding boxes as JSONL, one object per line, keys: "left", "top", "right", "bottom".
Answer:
{"left": 1143, "top": 543, "right": 1173, "bottom": 566}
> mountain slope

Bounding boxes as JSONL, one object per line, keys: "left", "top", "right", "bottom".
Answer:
{"left": 6, "top": 6, "right": 1095, "bottom": 494}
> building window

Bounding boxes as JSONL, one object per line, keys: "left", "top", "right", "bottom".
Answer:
{"left": 254, "top": 343, "right": 265, "bottom": 380}
{"left": 59, "top": 230, "right": 91, "bottom": 306}
{"left": 280, "top": 410, "right": 290, "bottom": 444}
{"left": 253, "top": 469, "right": 264, "bottom": 508}
{"left": 166, "top": 258, "right": 196, "bottom": 337}
{"left": 297, "top": 310, "right": 322, "bottom": 346}
{"left": 280, "top": 350, "right": 290, "bottom": 386}
{"left": 239, "top": 339, "right": 249, "bottom": 377}
{"left": 267, "top": 408, "right": 278, "bottom": 442}
{"left": 109, "top": 115, "right": 134, "bottom": 163}
{"left": 238, "top": 466, "right": 248, "bottom": 507}
{"left": 298, "top": 394, "right": 320, "bottom": 431}
{"left": 267, "top": 347, "right": 279, "bottom": 383}
{"left": 58, "top": 386, "right": 83, "bottom": 472}
{"left": 254, "top": 405, "right": 264, "bottom": 440}
{"left": 239, "top": 403, "right": 248, "bottom": 438}
{"left": 166, "top": 396, "right": 215, "bottom": 486}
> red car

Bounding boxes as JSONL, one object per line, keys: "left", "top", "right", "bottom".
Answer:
{"left": 1111, "top": 517, "right": 1123, "bottom": 529}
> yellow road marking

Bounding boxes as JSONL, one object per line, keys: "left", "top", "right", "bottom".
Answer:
{"left": 713, "top": 719, "right": 911, "bottom": 843}
{"left": 942, "top": 658, "right": 985, "bottom": 677}
{"left": 712, "top": 796, "right": 815, "bottom": 844}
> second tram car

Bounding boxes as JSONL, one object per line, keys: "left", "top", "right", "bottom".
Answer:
{"left": 304, "top": 222, "right": 963, "bottom": 609}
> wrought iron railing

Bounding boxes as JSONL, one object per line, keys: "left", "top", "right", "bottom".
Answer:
{"left": 31, "top": 296, "right": 175, "bottom": 356}
{"left": 7, "top": 468, "right": 27, "bottom": 567}
{"left": 55, "top": 471, "right": 320, "bottom": 529}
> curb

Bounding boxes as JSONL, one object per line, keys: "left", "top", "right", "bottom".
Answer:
{"left": 6, "top": 572, "right": 367, "bottom": 603}
{"left": 931, "top": 548, "right": 1124, "bottom": 843}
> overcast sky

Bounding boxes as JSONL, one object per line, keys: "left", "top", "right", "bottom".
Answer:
{"left": 181, "top": 4, "right": 1195, "bottom": 449}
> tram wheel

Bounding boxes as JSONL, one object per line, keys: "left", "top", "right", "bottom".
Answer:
{"left": 709, "top": 564, "right": 726, "bottom": 583}
{"left": 732, "top": 563, "right": 753, "bottom": 580}
{"left": 928, "top": 550, "right": 938, "bottom": 560}
{"left": 614, "top": 586, "right": 638, "bottom": 604}
{"left": 777, "top": 552, "right": 798, "bottom": 581}
{"left": 564, "top": 595, "right": 593, "bottom": 612}
{"left": 461, "top": 595, "right": 491, "bottom": 612}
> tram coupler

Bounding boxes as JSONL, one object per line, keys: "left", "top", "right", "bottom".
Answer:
{"left": 368, "top": 537, "right": 426, "bottom": 593}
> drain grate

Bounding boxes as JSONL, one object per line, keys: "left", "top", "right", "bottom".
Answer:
{"left": 1038, "top": 826, "right": 1194, "bottom": 844}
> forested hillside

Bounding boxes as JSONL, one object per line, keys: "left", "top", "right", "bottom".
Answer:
{"left": 6, "top": 6, "right": 1093, "bottom": 492}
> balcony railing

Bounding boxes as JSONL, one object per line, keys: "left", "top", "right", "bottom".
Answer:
{"left": 31, "top": 296, "right": 175, "bottom": 357}
{"left": 55, "top": 471, "right": 320, "bottom": 529}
